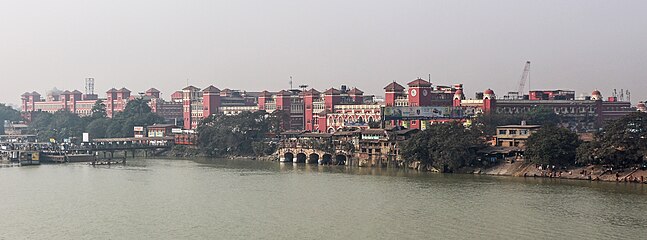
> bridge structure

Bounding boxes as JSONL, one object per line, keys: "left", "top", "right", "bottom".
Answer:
{"left": 277, "top": 143, "right": 353, "bottom": 166}
{"left": 67, "top": 137, "right": 175, "bottom": 159}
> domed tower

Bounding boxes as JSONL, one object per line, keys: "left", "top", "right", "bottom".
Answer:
{"left": 591, "top": 90, "right": 602, "bottom": 101}
{"left": 453, "top": 89, "right": 464, "bottom": 107}
{"left": 483, "top": 89, "right": 496, "bottom": 100}
{"left": 482, "top": 89, "right": 496, "bottom": 114}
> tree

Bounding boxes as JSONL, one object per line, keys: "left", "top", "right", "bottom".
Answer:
{"left": 577, "top": 112, "right": 647, "bottom": 167}
{"left": 0, "top": 104, "right": 21, "bottom": 134}
{"left": 104, "top": 98, "right": 164, "bottom": 138}
{"left": 28, "top": 110, "right": 87, "bottom": 142}
{"left": 197, "top": 111, "right": 278, "bottom": 157}
{"left": 86, "top": 118, "right": 110, "bottom": 139}
{"left": 123, "top": 98, "right": 152, "bottom": 116}
{"left": 401, "top": 123, "right": 485, "bottom": 172}
{"left": 525, "top": 125, "right": 580, "bottom": 166}
{"left": 90, "top": 100, "right": 107, "bottom": 119}
{"left": 524, "top": 107, "right": 561, "bottom": 126}
{"left": 473, "top": 107, "right": 561, "bottom": 135}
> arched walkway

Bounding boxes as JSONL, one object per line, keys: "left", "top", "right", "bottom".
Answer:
{"left": 283, "top": 152, "right": 294, "bottom": 162}
{"left": 295, "top": 153, "right": 307, "bottom": 163}
{"left": 334, "top": 155, "right": 347, "bottom": 165}
{"left": 321, "top": 154, "right": 332, "bottom": 165}
{"left": 308, "top": 153, "right": 319, "bottom": 164}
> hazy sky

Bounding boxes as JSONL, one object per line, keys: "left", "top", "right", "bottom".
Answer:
{"left": 1, "top": 0, "right": 646, "bottom": 106}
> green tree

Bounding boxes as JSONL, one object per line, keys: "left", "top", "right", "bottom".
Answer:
{"left": 104, "top": 98, "right": 164, "bottom": 138}
{"left": 90, "top": 100, "right": 107, "bottom": 119}
{"left": 525, "top": 107, "right": 560, "bottom": 126}
{"left": 473, "top": 107, "right": 560, "bottom": 136}
{"left": 0, "top": 104, "right": 22, "bottom": 134}
{"left": 525, "top": 125, "right": 580, "bottom": 166}
{"left": 86, "top": 118, "right": 110, "bottom": 139}
{"left": 28, "top": 110, "right": 87, "bottom": 142}
{"left": 197, "top": 111, "right": 278, "bottom": 157}
{"left": 578, "top": 112, "right": 647, "bottom": 167}
{"left": 401, "top": 123, "right": 485, "bottom": 172}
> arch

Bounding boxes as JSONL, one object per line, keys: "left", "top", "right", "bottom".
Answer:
{"left": 295, "top": 153, "right": 307, "bottom": 163}
{"left": 327, "top": 128, "right": 335, "bottom": 133}
{"left": 368, "top": 116, "right": 374, "bottom": 123}
{"left": 357, "top": 116, "right": 364, "bottom": 123}
{"left": 334, "top": 155, "right": 347, "bottom": 165}
{"left": 283, "top": 152, "right": 294, "bottom": 163}
{"left": 308, "top": 153, "right": 320, "bottom": 164}
{"left": 321, "top": 154, "right": 333, "bottom": 165}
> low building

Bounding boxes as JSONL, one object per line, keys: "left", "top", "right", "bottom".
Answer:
{"left": 495, "top": 124, "right": 541, "bottom": 147}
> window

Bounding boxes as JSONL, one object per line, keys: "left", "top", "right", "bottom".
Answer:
{"left": 498, "top": 130, "right": 507, "bottom": 135}
{"left": 520, "top": 130, "right": 528, "bottom": 135}
{"left": 509, "top": 130, "right": 517, "bottom": 135}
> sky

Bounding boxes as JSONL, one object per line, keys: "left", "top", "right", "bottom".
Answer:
{"left": 1, "top": 0, "right": 646, "bottom": 107}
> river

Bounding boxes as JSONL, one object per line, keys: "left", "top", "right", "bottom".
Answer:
{"left": 1, "top": 158, "right": 646, "bottom": 239}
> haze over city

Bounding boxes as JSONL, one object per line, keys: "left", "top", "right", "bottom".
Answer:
{"left": 1, "top": 0, "right": 646, "bottom": 106}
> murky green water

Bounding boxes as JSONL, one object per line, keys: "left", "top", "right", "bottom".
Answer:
{"left": 1, "top": 158, "right": 646, "bottom": 239}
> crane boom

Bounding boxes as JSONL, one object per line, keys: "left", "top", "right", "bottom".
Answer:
{"left": 517, "top": 61, "right": 531, "bottom": 97}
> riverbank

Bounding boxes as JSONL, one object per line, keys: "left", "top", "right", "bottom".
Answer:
{"left": 475, "top": 160, "right": 647, "bottom": 184}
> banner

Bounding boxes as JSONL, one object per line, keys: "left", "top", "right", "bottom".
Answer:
{"left": 382, "top": 106, "right": 477, "bottom": 120}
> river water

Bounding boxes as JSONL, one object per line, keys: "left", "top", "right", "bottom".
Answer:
{"left": 1, "top": 158, "right": 646, "bottom": 239}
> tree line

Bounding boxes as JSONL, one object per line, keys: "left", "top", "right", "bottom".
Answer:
{"left": 401, "top": 110, "right": 647, "bottom": 172}
{"left": 27, "top": 98, "right": 164, "bottom": 142}
{"left": 196, "top": 110, "right": 289, "bottom": 157}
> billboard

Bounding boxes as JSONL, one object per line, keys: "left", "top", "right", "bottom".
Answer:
{"left": 383, "top": 106, "right": 479, "bottom": 120}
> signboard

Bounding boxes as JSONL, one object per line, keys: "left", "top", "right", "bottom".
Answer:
{"left": 133, "top": 126, "right": 144, "bottom": 132}
{"left": 171, "top": 128, "right": 183, "bottom": 134}
{"left": 382, "top": 106, "right": 479, "bottom": 120}
{"left": 82, "top": 133, "right": 90, "bottom": 142}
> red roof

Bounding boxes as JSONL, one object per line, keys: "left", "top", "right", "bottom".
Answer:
{"left": 259, "top": 90, "right": 272, "bottom": 97}
{"left": 323, "top": 88, "right": 341, "bottom": 95}
{"left": 182, "top": 86, "right": 199, "bottom": 91}
{"left": 146, "top": 88, "right": 160, "bottom": 93}
{"left": 71, "top": 90, "right": 83, "bottom": 95}
{"left": 304, "top": 88, "right": 320, "bottom": 96}
{"left": 106, "top": 88, "right": 118, "bottom": 93}
{"left": 202, "top": 85, "right": 220, "bottom": 93}
{"left": 276, "top": 90, "right": 291, "bottom": 96}
{"left": 592, "top": 90, "right": 601, "bottom": 96}
{"left": 454, "top": 89, "right": 463, "bottom": 95}
{"left": 348, "top": 88, "right": 364, "bottom": 95}
{"left": 407, "top": 78, "right": 432, "bottom": 87}
{"left": 383, "top": 82, "right": 405, "bottom": 91}
{"left": 484, "top": 89, "right": 495, "bottom": 94}
{"left": 117, "top": 88, "right": 131, "bottom": 93}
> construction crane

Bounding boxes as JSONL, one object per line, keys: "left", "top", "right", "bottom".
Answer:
{"left": 516, "top": 61, "right": 531, "bottom": 98}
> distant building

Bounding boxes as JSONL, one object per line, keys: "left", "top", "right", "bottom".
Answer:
{"left": 21, "top": 86, "right": 182, "bottom": 124}
{"left": 495, "top": 123, "right": 541, "bottom": 147}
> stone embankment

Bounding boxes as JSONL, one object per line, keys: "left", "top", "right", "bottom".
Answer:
{"left": 475, "top": 160, "right": 647, "bottom": 184}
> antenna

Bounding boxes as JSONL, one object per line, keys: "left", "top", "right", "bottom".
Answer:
{"left": 84, "top": 78, "right": 95, "bottom": 95}
{"left": 428, "top": 74, "right": 431, "bottom": 82}
{"left": 626, "top": 90, "right": 631, "bottom": 102}
{"left": 620, "top": 89, "right": 624, "bottom": 101}
{"left": 289, "top": 76, "right": 293, "bottom": 90}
